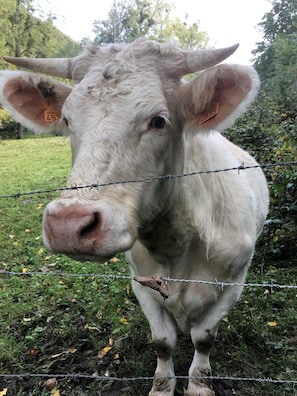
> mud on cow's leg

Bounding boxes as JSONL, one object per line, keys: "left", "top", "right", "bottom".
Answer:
{"left": 186, "top": 329, "right": 217, "bottom": 396}
{"left": 145, "top": 308, "right": 177, "bottom": 396}
{"left": 149, "top": 340, "right": 176, "bottom": 396}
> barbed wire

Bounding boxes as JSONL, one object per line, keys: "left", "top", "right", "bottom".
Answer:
{"left": 0, "top": 372, "right": 296, "bottom": 385}
{"left": 0, "top": 269, "right": 296, "bottom": 290}
{"left": 0, "top": 160, "right": 296, "bottom": 199}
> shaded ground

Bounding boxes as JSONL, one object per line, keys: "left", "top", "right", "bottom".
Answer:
{"left": 1, "top": 313, "right": 296, "bottom": 396}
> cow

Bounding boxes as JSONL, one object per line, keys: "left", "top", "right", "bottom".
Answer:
{"left": 0, "top": 38, "right": 269, "bottom": 395}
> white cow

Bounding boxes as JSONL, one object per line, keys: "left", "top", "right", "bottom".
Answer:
{"left": 0, "top": 39, "right": 269, "bottom": 395}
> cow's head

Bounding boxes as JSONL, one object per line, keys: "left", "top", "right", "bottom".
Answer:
{"left": 0, "top": 39, "right": 259, "bottom": 262}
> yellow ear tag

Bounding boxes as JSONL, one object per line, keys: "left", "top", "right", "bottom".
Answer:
{"left": 44, "top": 106, "right": 60, "bottom": 122}
{"left": 198, "top": 102, "right": 220, "bottom": 125}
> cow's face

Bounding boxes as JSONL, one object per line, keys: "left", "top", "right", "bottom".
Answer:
{"left": 0, "top": 40, "right": 258, "bottom": 262}
{"left": 43, "top": 69, "right": 182, "bottom": 261}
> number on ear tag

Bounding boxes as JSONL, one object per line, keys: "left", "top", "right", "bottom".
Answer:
{"left": 44, "top": 107, "right": 60, "bottom": 122}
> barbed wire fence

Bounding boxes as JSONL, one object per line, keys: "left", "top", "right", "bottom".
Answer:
{"left": 0, "top": 160, "right": 297, "bottom": 199}
{"left": 0, "top": 160, "right": 296, "bottom": 391}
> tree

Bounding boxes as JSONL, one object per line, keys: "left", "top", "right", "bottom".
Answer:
{"left": 253, "top": 0, "right": 297, "bottom": 77}
{"left": 93, "top": 0, "right": 209, "bottom": 49}
{"left": 155, "top": 16, "right": 209, "bottom": 50}
{"left": 252, "top": 0, "right": 297, "bottom": 114}
{"left": 93, "top": 0, "right": 171, "bottom": 43}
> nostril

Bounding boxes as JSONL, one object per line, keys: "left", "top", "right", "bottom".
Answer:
{"left": 80, "top": 212, "right": 100, "bottom": 238}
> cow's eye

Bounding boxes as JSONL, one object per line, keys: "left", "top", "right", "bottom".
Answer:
{"left": 149, "top": 116, "right": 166, "bottom": 129}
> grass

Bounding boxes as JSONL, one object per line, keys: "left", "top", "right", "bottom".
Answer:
{"left": 0, "top": 136, "right": 296, "bottom": 396}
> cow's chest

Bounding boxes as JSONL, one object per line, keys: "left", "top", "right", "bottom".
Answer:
{"left": 129, "top": 239, "right": 221, "bottom": 334}
{"left": 138, "top": 212, "right": 194, "bottom": 264}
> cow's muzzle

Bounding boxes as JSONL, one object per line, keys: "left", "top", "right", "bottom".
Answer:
{"left": 42, "top": 201, "right": 137, "bottom": 262}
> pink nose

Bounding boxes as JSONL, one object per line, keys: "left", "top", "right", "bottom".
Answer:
{"left": 43, "top": 203, "right": 108, "bottom": 256}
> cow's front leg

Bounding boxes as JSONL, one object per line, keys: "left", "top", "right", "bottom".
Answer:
{"left": 138, "top": 301, "right": 176, "bottom": 396}
{"left": 186, "top": 282, "right": 244, "bottom": 396}
{"left": 186, "top": 328, "right": 217, "bottom": 396}
{"left": 149, "top": 335, "right": 176, "bottom": 396}
{"left": 132, "top": 284, "right": 177, "bottom": 396}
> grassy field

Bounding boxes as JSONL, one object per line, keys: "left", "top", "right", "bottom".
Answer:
{"left": 0, "top": 137, "right": 296, "bottom": 396}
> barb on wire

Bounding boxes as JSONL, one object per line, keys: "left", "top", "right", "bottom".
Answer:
{"left": 1, "top": 270, "right": 296, "bottom": 290}
{"left": 0, "top": 160, "right": 296, "bottom": 199}
{"left": 0, "top": 372, "right": 296, "bottom": 385}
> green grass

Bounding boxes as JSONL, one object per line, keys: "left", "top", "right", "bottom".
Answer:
{"left": 0, "top": 137, "right": 296, "bottom": 395}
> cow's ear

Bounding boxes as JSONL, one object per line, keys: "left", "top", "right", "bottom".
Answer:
{"left": 0, "top": 71, "right": 72, "bottom": 133}
{"left": 179, "top": 64, "right": 260, "bottom": 131}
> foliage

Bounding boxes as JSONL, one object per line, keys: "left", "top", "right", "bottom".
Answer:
{"left": 229, "top": 0, "right": 297, "bottom": 262}
{"left": 253, "top": 0, "right": 297, "bottom": 76}
{"left": 93, "top": 0, "right": 171, "bottom": 43}
{"left": 93, "top": 0, "right": 209, "bottom": 49}
{"left": 0, "top": 138, "right": 296, "bottom": 395}
{"left": 0, "top": 109, "right": 13, "bottom": 129}
{"left": 154, "top": 16, "right": 209, "bottom": 50}
{"left": 0, "top": 0, "right": 82, "bottom": 60}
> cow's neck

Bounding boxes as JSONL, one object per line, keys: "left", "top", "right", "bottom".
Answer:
{"left": 138, "top": 196, "right": 195, "bottom": 265}
{"left": 137, "top": 137, "right": 195, "bottom": 264}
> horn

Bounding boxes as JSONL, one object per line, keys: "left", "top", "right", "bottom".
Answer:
{"left": 3, "top": 56, "right": 73, "bottom": 79}
{"left": 185, "top": 44, "right": 239, "bottom": 73}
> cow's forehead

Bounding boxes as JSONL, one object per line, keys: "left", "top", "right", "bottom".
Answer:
{"left": 63, "top": 67, "right": 169, "bottom": 134}
{"left": 66, "top": 50, "right": 170, "bottom": 113}
{"left": 71, "top": 40, "right": 182, "bottom": 83}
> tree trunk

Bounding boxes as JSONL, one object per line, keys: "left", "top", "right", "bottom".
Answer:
{"left": 17, "top": 123, "right": 23, "bottom": 139}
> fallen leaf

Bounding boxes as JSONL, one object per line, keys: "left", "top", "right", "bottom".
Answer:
{"left": 109, "top": 257, "right": 120, "bottom": 263}
{"left": 44, "top": 255, "right": 53, "bottom": 260}
{"left": 50, "top": 352, "right": 64, "bottom": 359}
{"left": 98, "top": 345, "right": 113, "bottom": 358}
{"left": 44, "top": 378, "right": 57, "bottom": 391}
{"left": 125, "top": 283, "right": 131, "bottom": 295}
{"left": 28, "top": 348, "right": 38, "bottom": 357}
{"left": 268, "top": 321, "right": 277, "bottom": 327}
{"left": 119, "top": 317, "right": 128, "bottom": 325}
{"left": 85, "top": 323, "right": 100, "bottom": 331}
